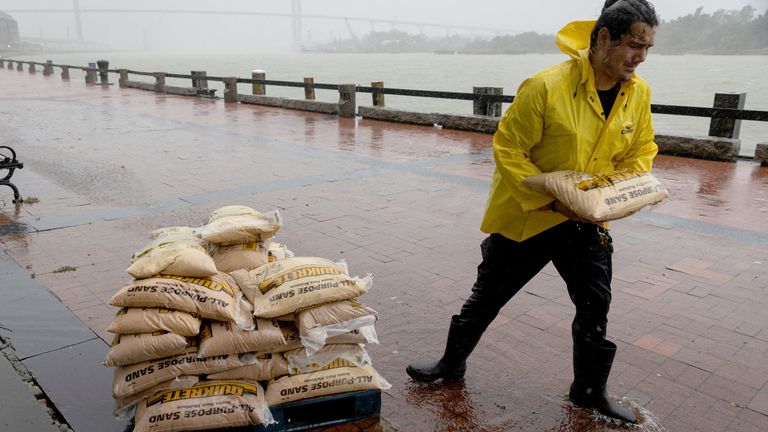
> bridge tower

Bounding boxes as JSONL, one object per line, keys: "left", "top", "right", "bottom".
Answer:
{"left": 291, "top": 0, "right": 303, "bottom": 50}
{"left": 73, "top": 0, "right": 83, "bottom": 41}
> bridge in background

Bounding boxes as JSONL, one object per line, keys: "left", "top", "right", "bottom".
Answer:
{"left": 4, "top": 0, "right": 518, "bottom": 50}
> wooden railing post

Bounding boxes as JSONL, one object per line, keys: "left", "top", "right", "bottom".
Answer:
{"left": 372, "top": 81, "right": 385, "bottom": 107}
{"left": 338, "top": 84, "right": 356, "bottom": 118}
{"left": 304, "top": 77, "right": 315, "bottom": 100}
{"left": 191, "top": 71, "right": 209, "bottom": 91}
{"left": 118, "top": 69, "right": 128, "bottom": 87}
{"left": 16, "top": 62, "right": 22, "bottom": 71}
{"left": 223, "top": 77, "right": 238, "bottom": 103}
{"left": 251, "top": 70, "right": 266, "bottom": 95}
{"left": 709, "top": 92, "right": 746, "bottom": 139}
{"left": 85, "top": 62, "right": 97, "bottom": 84}
{"left": 153, "top": 72, "right": 166, "bottom": 92}
{"left": 473, "top": 86, "right": 503, "bottom": 116}
{"left": 97, "top": 59, "right": 109, "bottom": 84}
{"left": 28, "top": 62, "right": 36, "bottom": 74}
{"left": 43, "top": 60, "right": 53, "bottom": 76}
{"left": 61, "top": 65, "right": 70, "bottom": 80}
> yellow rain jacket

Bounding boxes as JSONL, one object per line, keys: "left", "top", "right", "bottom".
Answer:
{"left": 480, "top": 20, "right": 658, "bottom": 241}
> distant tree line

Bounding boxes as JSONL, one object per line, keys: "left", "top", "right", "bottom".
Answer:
{"left": 315, "top": 6, "right": 768, "bottom": 55}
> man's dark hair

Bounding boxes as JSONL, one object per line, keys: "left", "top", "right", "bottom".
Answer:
{"left": 590, "top": 0, "right": 659, "bottom": 49}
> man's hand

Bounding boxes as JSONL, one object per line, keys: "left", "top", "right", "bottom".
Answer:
{"left": 551, "top": 200, "right": 594, "bottom": 223}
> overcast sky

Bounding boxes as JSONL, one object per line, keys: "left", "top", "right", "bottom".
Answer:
{"left": 2, "top": 0, "right": 766, "bottom": 51}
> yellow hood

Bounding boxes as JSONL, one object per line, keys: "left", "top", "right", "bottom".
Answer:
{"left": 556, "top": 20, "right": 596, "bottom": 59}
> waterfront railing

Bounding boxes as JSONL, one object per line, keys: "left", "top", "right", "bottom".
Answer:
{"left": 3, "top": 58, "right": 767, "bottom": 164}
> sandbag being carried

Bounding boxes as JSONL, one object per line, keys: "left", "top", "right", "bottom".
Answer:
{"left": 127, "top": 232, "right": 217, "bottom": 279}
{"left": 104, "top": 332, "right": 189, "bottom": 367}
{"left": 112, "top": 344, "right": 257, "bottom": 399}
{"left": 109, "top": 272, "right": 249, "bottom": 325}
{"left": 207, "top": 353, "right": 289, "bottom": 382}
{"left": 265, "top": 365, "right": 391, "bottom": 406}
{"left": 230, "top": 257, "right": 372, "bottom": 318}
{"left": 133, "top": 380, "right": 274, "bottom": 432}
{"left": 284, "top": 344, "right": 371, "bottom": 375}
{"left": 197, "top": 206, "right": 282, "bottom": 244}
{"left": 523, "top": 170, "right": 668, "bottom": 222}
{"left": 107, "top": 308, "right": 202, "bottom": 337}
{"left": 197, "top": 319, "right": 286, "bottom": 358}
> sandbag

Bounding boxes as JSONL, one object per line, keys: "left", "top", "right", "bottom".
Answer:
{"left": 133, "top": 380, "right": 273, "bottom": 432}
{"left": 128, "top": 233, "right": 217, "bottom": 279}
{"left": 197, "top": 319, "right": 286, "bottom": 358}
{"left": 265, "top": 366, "right": 390, "bottom": 406}
{"left": 523, "top": 170, "right": 669, "bottom": 222}
{"left": 230, "top": 257, "right": 372, "bottom": 318}
{"left": 104, "top": 332, "right": 189, "bottom": 367}
{"left": 113, "top": 375, "right": 199, "bottom": 419}
{"left": 107, "top": 308, "right": 202, "bottom": 337}
{"left": 112, "top": 344, "right": 257, "bottom": 399}
{"left": 109, "top": 273, "right": 247, "bottom": 325}
{"left": 301, "top": 318, "right": 379, "bottom": 355}
{"left": 197, "top": 206, "right": 282, "bottom": 244}
{"left": 284, "top": 344, "right": 371, "bottom": 375}
{"left": 211, "top": 242, "right": 269, "bottom": 273}
{"left": 207, "top": 353, "right": 289, "bottom": 381}
{"left": 296, "top": 300, "right": 378, "bottom": 351}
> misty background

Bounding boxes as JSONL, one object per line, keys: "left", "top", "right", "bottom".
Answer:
{"left": 1, "top": 0, "right": 767, "bottom": 52}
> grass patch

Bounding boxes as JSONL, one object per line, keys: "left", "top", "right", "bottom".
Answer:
{"left": 52, "top": 265, "right": 77, "bottom": 273}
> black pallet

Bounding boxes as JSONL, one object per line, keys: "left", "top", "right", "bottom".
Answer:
{"left": 254, "top": 389, "right": 381, "bottom": 432}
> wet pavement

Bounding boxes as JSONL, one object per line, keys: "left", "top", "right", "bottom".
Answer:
{"left": 1, "top": 68, "right": 768, "bottom": 432}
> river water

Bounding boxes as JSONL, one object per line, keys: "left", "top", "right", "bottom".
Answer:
{"left": 13, "top": 51, "right": 768, "bottom": 157}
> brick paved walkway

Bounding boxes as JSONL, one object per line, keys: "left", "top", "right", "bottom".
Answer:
{"left": 1, "top": 68, "right": 767, "bottom": 431}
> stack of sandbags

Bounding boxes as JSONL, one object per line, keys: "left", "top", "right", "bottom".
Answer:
{"left": 230, "top": 257, "right": 390, "bottom": 407}
{"left": 105, "top": 226, "right": 258, "bottom": 423}
{"left": 196, "top": 205, "right": 284, "bottom": 273}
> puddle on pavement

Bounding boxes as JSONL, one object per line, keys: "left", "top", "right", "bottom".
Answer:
{"left": 547, "top": 394, "right": 668, "bottom": 432}
{"left": 0, "top": 207, "right": 30, "bottom": 237}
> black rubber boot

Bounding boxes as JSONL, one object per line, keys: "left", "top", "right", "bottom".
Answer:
{"left": 569, "top": 340, "right": 637, "bottom": 423}
{"left": 406, "top": 315, "right": 482, "bottom": 382}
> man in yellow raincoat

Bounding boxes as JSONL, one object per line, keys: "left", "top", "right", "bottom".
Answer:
{"left": 407, "top": 0, "right": 659, "bottom": 423}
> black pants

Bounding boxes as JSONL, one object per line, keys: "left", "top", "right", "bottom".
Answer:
{"left": 457, "top": 220, "right": 613, "bottom": 346}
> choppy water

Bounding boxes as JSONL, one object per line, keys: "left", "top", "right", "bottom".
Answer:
{"left": 13, "top": 51, "right": 768, "bottom": 157}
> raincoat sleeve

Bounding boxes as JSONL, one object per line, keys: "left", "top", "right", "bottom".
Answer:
{"left": 492, "top": 77, "right": 554, "bottom": 211}
{"left": 614, "top": 87, "right": 658, "bottom": 173}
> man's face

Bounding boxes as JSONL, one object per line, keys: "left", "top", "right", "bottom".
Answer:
{"left": 600, "top": 22, "right": 656, "bottom": 83}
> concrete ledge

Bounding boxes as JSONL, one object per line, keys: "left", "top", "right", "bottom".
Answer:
{"left": 656, "top": 133, "right": 741, "bottom": 162}
{"left": 755, "top": 143, "right": 768, "bottom": 166}
{"left": 239, "top": 94, "right": 339, "bottom": 114}
{"left": 123, "top": 80, "right": 155, "bottom": 92}
{"left": 163, "top": 85, "right": 198, "bottom": 97}
{"left": 358, "top": 106, "right": 499, "bottom": 133}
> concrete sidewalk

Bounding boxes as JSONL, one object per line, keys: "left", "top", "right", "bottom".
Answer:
{"left": 1, "top": 67, "right": 767, "bottom": 431}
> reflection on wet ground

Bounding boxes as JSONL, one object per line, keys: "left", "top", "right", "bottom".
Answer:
{"left": 1, "top": 69, "right": 767, "bottom": 432}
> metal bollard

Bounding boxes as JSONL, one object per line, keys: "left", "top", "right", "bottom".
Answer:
{"left": 96, "top": 59, "right": 109, "bottom": 84}
{"left": 251, "top": 70, "right": 266, "bottom": 95}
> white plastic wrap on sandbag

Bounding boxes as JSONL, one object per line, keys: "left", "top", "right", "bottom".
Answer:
{"left": 523, "top": 170, "right": 669, "bottom": 222}
{"left": 284, "top": 343, "right": 371, "bottom": 375}
{"left": 302, "top": 318, "right": 379, "bottom": 355}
